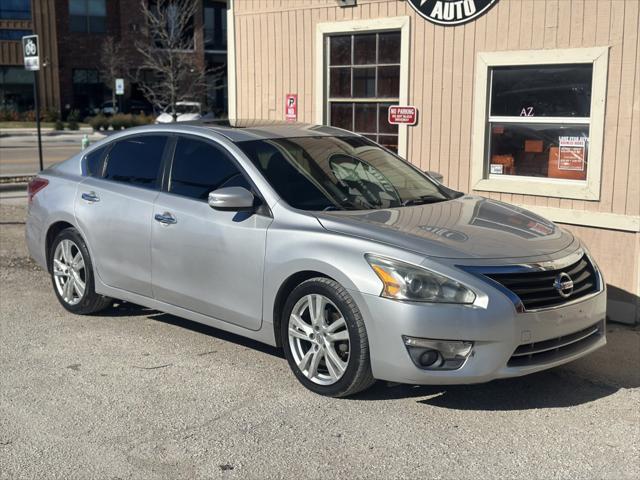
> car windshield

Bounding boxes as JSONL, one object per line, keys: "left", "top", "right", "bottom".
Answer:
{"left": 237, "top": 136, "right": 452, "bottom": 211}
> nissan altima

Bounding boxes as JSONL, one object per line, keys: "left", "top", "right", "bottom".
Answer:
{"left": 25, "top": 121, "right": 606, "bottom": 397}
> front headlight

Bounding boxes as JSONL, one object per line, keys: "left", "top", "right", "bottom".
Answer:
{"left": 366, "top": 254, "right": 476, "bottom": 304}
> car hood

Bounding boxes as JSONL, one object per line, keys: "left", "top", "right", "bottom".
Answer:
{"left": 314, "top": 196, "right": 574, "bottom": 260}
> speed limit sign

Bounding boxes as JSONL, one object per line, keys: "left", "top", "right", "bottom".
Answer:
{"left": 22, "top": 34, "right": 40, "bottom": 71}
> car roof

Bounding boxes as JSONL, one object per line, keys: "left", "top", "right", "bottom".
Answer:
{"left": 144, "top": 119, "right": 357, "bottom": 143}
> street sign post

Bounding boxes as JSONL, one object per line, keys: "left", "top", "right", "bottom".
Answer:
{"left": 115, "top": 78, "right": 124, "bottom": 113}
{"left": 22, "top": 35, "right": 40, "bottom": 71}
{"left": 115, "top": 78, "right": 124, "bottom": 95}
{"left": 22, "top": 34, "right": 43, "bottom": 172}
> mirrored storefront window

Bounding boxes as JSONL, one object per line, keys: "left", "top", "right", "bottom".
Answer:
{"left": 1, "top": 67, "right": 34, "bottom": 112}
{"left": 0, "top": 0, "right": 31, "bottom": 20}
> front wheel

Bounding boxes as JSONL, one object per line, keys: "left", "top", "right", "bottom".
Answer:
{"left": 281, "top": 277, "right": 375, "bottom": 397}
{"left": 49, "top": 228, "right": 112, "bottom": 315}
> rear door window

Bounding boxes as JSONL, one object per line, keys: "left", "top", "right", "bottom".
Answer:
{"left": 84, "top": 145, "right": 108, "bottom": 177}
{"left": 169, "top": 136, "right": 250, "bottom": 200}
{"left": 103, "top": 135, "right": 168, "bottom": 189}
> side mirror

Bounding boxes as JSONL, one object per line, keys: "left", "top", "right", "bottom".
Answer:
{"left": 425, "top": 170, "right": 444, "bottom": 183}
{"left": 208, "top": 187, "right": 255, "bottom": 211}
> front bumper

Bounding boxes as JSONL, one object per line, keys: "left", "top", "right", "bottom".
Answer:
{"left": 350, "top": 285, "right": 607, "bottom": 385}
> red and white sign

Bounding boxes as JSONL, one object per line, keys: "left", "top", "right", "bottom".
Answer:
{"left": 388, "top": 106, "right": 418, "bottom": 125}
{"left": 558, "top": 136, "right": 586, "bottom": 171}
{"left": 285, "top": 94, "right": 298, "bottom": 121}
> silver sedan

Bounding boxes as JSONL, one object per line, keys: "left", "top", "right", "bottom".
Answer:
{"left": 25, "top": 122, "right": 606, "bottom": 397}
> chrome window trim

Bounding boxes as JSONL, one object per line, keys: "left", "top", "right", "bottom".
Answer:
{"left": 458, "top": 249, "right": 604, "bottom": 314}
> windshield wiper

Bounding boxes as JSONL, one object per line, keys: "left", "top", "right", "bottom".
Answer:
{"left": 402, "top": 196, "right": 446, "bottom": 207}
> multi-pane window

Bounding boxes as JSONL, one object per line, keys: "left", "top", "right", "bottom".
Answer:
{"left": 204, "top": 0, "right": 227, "bottom": 51}
{"left": 149, "top": 0, "right": 194, "bottom": 50}
{"left": 69, "top": 0, "right": 106, "bottom": 33}
{"left": 0, "top": 0, "right": 31, "bottom": 20}
{"left": 72, "top": 68, "right": 103, "bottom": 114}
{"left": 0, "top": 66, "right": 34, "bottom": 112}
{"left": 206, "top": 53, "right": 227, "bottom": 116}
{"left": 326, "top": 31, "right": 401, "bottom": 153}
{"left": 487, "top": 64, "right": 593, "bottom": 181}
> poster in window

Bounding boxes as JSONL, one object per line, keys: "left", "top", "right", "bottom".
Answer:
{"left": 558, "top": 136, "right": 586, "bottom": 171}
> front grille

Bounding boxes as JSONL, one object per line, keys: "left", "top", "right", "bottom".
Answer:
{"left": 508, "top": 320, "right": 604, "bottom": 367}
{"left": 484, "top": 254, "right": 598, "bottom": 310}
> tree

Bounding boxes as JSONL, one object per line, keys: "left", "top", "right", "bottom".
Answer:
{"left": 135, "top": 0, "right": 222, "bottom": 120}
{"left": 100, "top": 37, "right": 128, "bottom": 113}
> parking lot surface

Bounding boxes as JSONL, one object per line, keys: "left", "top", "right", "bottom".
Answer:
{"left": 1, "top": 202, "right": 639, "bottom": 479}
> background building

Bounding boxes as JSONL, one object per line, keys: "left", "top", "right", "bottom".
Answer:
{"left": 228, "top": 0, "right": 639, "bottom": 324}
{"left": 0, "top": 0, "right": 228, "bottom": 117}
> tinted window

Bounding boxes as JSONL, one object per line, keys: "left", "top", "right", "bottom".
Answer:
{"left": 84, "top": 145, "right": 108, "bottom": 177}
{"left": 103, "top": 135, "right": 167, "bottom": 188}
{"left": 169, "top": 137, "right": 249, "bottom": 200}
{"left": 0, "top": 0, "right": 31, "bottom": 20}
{"left": 69, "top": 0, "right": 106, "bottom": 33}
{"left": 490, "top": 64, "right": 593, "bottom": 117}
{"left": 238, "top": 136, "right": 449, "bottom": 211}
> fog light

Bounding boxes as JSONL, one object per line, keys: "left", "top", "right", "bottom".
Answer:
{"left": 418, "top": 349, "right": 440, "bottom": 367}
{"left": 403, "top": 336, "right": 473, "bottom": 371}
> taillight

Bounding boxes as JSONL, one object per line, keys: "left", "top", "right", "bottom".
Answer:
{"left": 27, "top": 177, "right": 49, "bottom": 203}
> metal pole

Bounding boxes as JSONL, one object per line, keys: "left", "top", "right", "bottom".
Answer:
{"left": 33, "top": 71, "right": 43, "bottom": 172}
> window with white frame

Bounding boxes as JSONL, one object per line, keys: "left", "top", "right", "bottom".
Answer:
{"left": 472, "top": 48, "right": 609, "bottom": 200}
{"left": 326, "top": 31, "right": 401, "bottom": 153}
{"left": 488, "top": 64, "right": 592, "bottom": 181}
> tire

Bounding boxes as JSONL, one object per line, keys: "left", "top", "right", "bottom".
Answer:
{"left": 49, "top": 227, "right": 112, "bottom": 315}
{"left": 281, "top": 277, "right": 375, "bottom": 397}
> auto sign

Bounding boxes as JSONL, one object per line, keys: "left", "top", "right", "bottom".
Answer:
{"left": 407, "top": 0, "right": 500, "bottom": 26}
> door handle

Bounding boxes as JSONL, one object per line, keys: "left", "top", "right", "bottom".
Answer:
{"left": 81, "top": 191, "right": 100, "bottom": 203}
{"left": 154, "top": 212, "right": 177, "bottom": 225}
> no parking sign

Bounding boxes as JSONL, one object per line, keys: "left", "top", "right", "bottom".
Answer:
{"left": 285, "top": 94, "right": 298, "bottom": 121}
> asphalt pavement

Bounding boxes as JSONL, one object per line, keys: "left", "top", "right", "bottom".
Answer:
{"left": 0, "top": 131, "right": 105, "bottom": 177}
{"left": 0, "top": 201, "right": 638, "bottom": 479}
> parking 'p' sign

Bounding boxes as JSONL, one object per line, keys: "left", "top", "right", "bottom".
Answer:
{"left": 285, "top": 94, "right": 298, "bottom": 121}
{"left": 388, "top": 106, "right": 418, "bottom": 126}
{"left": 22, "top": 34, "right": 40, "bottom": 71}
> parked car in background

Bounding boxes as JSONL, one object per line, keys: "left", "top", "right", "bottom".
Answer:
{"left": 25, "top": 121, "right": 607, "bottom": 397}
{"left": 155, "top": 101, "right": 202, "bottom": 123}
{"left": 95, "top": 100, "right": 153, "bottom": 116}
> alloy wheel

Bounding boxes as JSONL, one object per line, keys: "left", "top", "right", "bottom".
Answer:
{"left": 287, "top": 294, "right": 350, "bottom": 385}
{"left": 52, "top": 239, "right": 86, "bottom": 306}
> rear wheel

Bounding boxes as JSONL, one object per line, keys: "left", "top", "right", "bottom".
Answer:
{"left": 49, "top": 228, "right": 112, "bottom": 314}
{"left": 281, "top": 277, "right": 375, "bottom": 397}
